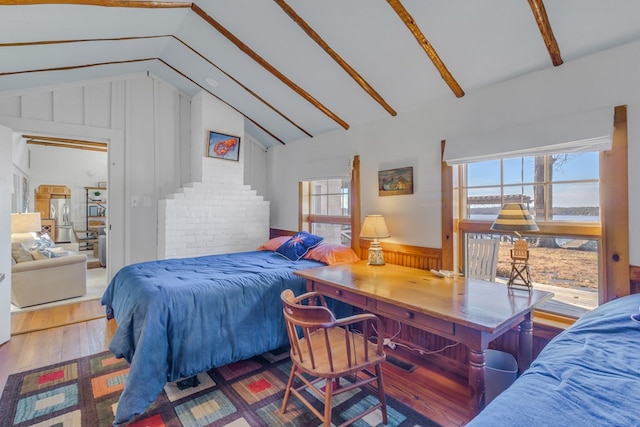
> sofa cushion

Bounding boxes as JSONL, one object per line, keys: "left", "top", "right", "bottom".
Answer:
{"left": 11, "top": 243, "right": 33, "bottom": 263}
{"left": 30, "top": 249, "right": 49, "bottom": 261}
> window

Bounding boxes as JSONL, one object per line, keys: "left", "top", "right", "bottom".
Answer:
{"left": 457, "top": 152, "right": 601, "bottom": 317}
{"left": 300, "top": 179, "right": 351, "bottom": 245}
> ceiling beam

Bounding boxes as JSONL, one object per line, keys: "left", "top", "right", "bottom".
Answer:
{"left": 190, "top": 3, "right": 350, "bottom": 130}
{"left": 527, "top": 0, "right": 563, "bottom": 66}
{"left": 0, "top": 36, "right": 310, "bottom": 139}
{"left": 24, "top": 135, "right": 108, "bottom": 152}
{"left": 0, "top": 57, "right": 286, "bottom": 145}
{"left": 274, "top": 0, "right": 397, "bottom": 117}
{"left": 0, "top": 0, "right": 190, "bottom": 8}
{"left": 386, "top": 0, "right": 464, "bottom": 98}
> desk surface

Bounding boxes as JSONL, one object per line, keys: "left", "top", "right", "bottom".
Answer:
{"left": 295, "top": 261, "right": 553, "bottom": 334}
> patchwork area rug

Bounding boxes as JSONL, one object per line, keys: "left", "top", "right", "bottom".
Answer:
{"left": 0, "top": 350, "right": 441, "bottom": 427}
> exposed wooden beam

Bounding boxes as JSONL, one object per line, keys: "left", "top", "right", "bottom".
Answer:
{"left": 527, "top": 0, "right": 563, "bottom": 66}
{"left": 274, "top": 0, "right": 397, "bottom": 117}
{"left": 386, "top": 0, "right": 464, "bottom": 98}
{"left": 25, "top": 135, "right": 108, "bottom": 152}
{"left": 0, "top": 36, "right": 310, "bottom": 139}
{"left": 190, "top": 3, "right": 350, "bottom": 130}
{"left": 157, "top": 59, "right": 286, "bottom": 145}
{"left": 1, "top": 57, "right": 286, "bottom": 145}
{"left": 0, "top": 1, "right": 190, "bottom": 8}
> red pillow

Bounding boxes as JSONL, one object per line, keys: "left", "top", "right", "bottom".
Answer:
{"left": 304, "top": 243, "right": 360, "bottom": 265}
{"left": 257, "top": 236, "right": 291, "bottom": 251}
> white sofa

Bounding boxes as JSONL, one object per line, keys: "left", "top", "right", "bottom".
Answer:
{"left": 11, "top": 239, "right": 87, "bottom": 308}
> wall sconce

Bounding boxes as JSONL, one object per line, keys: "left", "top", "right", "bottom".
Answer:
{"left": 490, "top": 203, "right": 539, "bottom": 289}
{"left": 360, "top": 215, "right": 390, "bottom": 266}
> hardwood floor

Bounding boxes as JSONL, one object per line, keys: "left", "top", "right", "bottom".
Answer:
{"left": 0, "top": 301, "right": 471, "bottom": 426}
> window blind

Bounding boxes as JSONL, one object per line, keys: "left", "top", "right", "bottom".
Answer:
{"left": 443, "top": 107, "right": 613, "bottom": 165}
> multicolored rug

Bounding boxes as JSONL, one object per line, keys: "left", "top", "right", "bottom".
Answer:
{"left": 0, "top": 350, "right": 441, "bottom": 426}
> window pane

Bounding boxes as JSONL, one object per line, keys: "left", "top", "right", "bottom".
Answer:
{"left": 467, "top": 187, "right": 501, "bottom": 220}
{"left": 503, "top": 157, "right": 535, "bottom": 185}
{"left": 550, "top": 182, "right": 600, "bottom": 221}
{"left": 311, "top": 223, "right": 351, "bottom": 245}
{"left": 550, "top": 152, "right": 599, "bottom": 182}
{"left": 470, "top": 232, "right": 599, "bottom": 317}
{"left": 467, "top": 160, "right": 501, "bottom": 186}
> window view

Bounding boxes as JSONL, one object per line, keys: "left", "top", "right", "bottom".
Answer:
{"left": 301, "top": 179, "right": 351, "bottom": 245}
{"left": 460, "top": 152, "right": 601, "bottom": 317}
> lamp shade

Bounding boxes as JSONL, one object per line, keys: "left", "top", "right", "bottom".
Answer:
{"left": 360, "top": 215, "right": 390, "bottom": 239}
{"left": 490, "top": 203, "right": 539, "bottom": 232}
{"left": 11, "top": 212, "right": 42, "bottom": 233}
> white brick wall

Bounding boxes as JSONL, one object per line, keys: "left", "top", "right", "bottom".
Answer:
{"left": 157, "top": 178, "right": 269, "bottom": 259}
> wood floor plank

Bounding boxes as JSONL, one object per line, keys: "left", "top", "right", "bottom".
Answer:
{"left": 0, "top": 301, "right": 472, "bottom": 426}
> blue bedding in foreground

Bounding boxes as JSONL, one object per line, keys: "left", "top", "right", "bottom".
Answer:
{"left": 468, "top": 293, "right": 640, "bottom": 427}
{"left": 101, "top": 251, "right": 326, "bottom": 426}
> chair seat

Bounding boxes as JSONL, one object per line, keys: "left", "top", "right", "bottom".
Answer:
{"left": 293, "top": 327, "right": 386, "bottom": 377}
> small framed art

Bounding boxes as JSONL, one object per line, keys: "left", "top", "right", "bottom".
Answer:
{"left": 378, "top": 166, "right": 414, "bottom": 196}
{"left": 206, "top": 131, "right": 241, "bottom": 161}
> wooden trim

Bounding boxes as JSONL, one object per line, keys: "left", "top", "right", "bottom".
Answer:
{"left": 459, "top": 219, "right": 601, "bottom": 238}
{"left": 351, "top": 155, "right": 362, "bottom": 255}
{"left": 274, "top": 0, "right": 396, "bottom": 117}
{"left": 601, "top": 105, "right": 630, "bottom": 300}
{"left": 527, "top": 0, "right": 563, "bottom": 66}
{"left": 0, "top": 1, "right": 190, "bottom": 7}
{"left": 386, "top": 0, "right": 464, "bottom": 98}
{"left": 359, "top": 239, "right": 442, "bottom": 270}
{"left": 441, "top": 141, "right": 454, "bottom": 270}
{"left": 1, "top": 35, "right": 307, "bottom": 141}
{"left": 307, "top": 215, "right": 351, "bottom": 225}
{"left": 190, "top": 3, "right": 350, "bottom": 131}
{"left": 269, "top": 228, "right": 297, "bottom": 239}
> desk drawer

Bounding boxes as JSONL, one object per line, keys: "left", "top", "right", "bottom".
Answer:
{"left": 375, "top": 300, "right": 454, "bottom": 336}
{"left": 314, "top": 283, "right": 367, "bottom": 307}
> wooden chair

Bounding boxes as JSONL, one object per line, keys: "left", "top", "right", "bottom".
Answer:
{"left": 280, "top": 289, "right": 388, "bottom": 427}
{"left": 466, "top": 238, "right": 500, "bottom": 281}
{"left": 508, "top": 239, "right": 532, "bottom": 289}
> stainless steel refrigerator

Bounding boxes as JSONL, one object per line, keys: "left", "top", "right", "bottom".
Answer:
{"left": 50, "top": 195, "right": 72, "bottom": 243}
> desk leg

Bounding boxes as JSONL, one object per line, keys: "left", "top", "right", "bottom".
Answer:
{"left": 517, "top": 312, "right": 533, "bottom": 373}
{"left": 468, "top": 348, "right": 486, "bottom": 417}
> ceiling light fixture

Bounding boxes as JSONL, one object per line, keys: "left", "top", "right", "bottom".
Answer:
{"left": 205, "top": 77, "right": 219, "bottom": 88}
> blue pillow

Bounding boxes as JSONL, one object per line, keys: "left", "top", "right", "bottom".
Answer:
{"left": 276, "top": 231, "right": 324, "bottom": 261}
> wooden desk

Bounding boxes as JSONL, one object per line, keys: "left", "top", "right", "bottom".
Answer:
{"left": 295, "top": 261, "right": 553, "bottom": 416}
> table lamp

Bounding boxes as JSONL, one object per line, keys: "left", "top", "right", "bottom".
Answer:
{"left": 11, "top": 212, "right": 42, "bottom": 234}
{"left": 490, "top": 203, "right": 539, "bottom": 289}
{"left": 360, "top": 215, "right": 390, "bottom": 265}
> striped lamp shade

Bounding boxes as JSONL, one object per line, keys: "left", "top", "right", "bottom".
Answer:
{"left": 490, "top": 203, "right": 539, "bottom": 232}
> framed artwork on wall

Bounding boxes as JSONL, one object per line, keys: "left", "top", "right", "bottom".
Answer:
{"left": 378, "top": 166, "right": 413, "bottom": 196}
{"left": 206, "top": 131, "right": 241, "bottom": 161}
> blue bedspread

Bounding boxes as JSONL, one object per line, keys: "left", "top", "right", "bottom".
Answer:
{"left": 101, "top": 251, "right": 326, "bottom": 425}
{"left": 468, "top": 293, "right": 640, "bottom": 426}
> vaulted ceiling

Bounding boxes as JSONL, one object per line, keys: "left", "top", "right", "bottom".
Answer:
{"left": 2, "top": 1, "right": 640, "bottom": 148}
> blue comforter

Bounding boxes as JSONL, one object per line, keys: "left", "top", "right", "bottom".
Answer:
{"left": 101, "top": 251, "right": 326, "bottom": 425}
{"left": 468, "top": 293, "right": 640, "bottom": 426}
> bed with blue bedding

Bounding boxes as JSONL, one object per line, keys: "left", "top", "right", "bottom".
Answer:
{"left": 101, "top": 250, "right": 328, "bottom": 425}
{"left": 467, "top": 293, "right": 640, "bottom": 426}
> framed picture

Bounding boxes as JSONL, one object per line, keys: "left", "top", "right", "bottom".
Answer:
{"left": 206, "top": 131, "right": 241, "bottom": 161}
{"left": 378, "top": 166, "right": 413, "bottom": 196}
{"left": 98, "top": 181, "right": 107, "bottom": 188}
{"left": 89, "top": 205, "right": 99, "bottom": 217}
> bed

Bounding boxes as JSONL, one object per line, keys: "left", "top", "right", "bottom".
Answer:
{"left": 467, "top": 292, "right": 640, "bottom": 426}
{"left": 101, "top": 239, "right": 357, "bottom": 426}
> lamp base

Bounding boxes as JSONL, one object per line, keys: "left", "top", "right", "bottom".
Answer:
{"left": 367, "top": 242, "right": 385, "bottom": 266}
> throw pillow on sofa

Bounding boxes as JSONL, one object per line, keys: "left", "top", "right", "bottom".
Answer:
{"left": 11, "top": 242, "right": 33, "bottom": 263}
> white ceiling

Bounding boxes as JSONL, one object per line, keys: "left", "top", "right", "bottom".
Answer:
{"left": 2, "top": 1, "right": 640, "bottom": 148}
